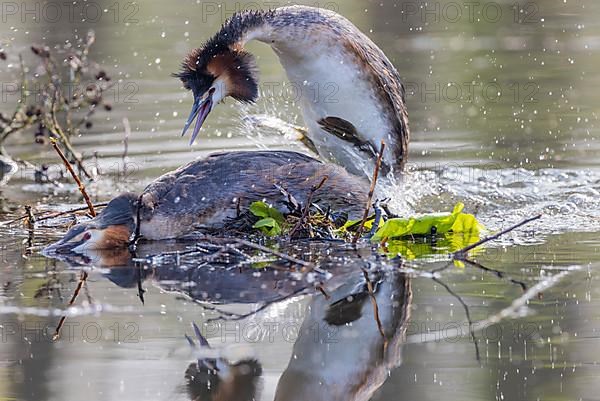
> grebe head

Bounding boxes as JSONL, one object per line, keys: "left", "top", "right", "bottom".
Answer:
{"left": 175, "top": 35, "right": 259, "bottom": 143}
{"left": 44, "top": 193, "right": 137, "bottom": 254}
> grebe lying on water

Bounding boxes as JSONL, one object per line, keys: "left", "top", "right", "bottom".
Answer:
{"left": 45, "top": 6, "right": 408, "bottom": 253}
{"left": 177, "top": 5, "right": 409, "bottom": 176}
{"left": 45, "top": 151, "right": 368, "bottom": 253}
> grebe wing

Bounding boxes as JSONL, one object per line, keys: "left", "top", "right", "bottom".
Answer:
{"left": 345, "top": 35, "right": 410, "bottom": 168}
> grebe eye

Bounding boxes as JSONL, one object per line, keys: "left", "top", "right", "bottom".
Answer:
{"left": 83, "top": 232, "right": 92, "bottom": 241}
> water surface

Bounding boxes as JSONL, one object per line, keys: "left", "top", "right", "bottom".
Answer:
{"left": 1, "top": 1, "right": 599, "bottom": 400}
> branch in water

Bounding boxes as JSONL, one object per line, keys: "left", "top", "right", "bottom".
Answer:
{"left": 453, "top": 214, "right": 543, "bottom": 259}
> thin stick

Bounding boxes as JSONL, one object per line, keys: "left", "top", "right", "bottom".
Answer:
{"left": 0, "top": 202, "right": 108, "bottom": 227}
{"left": 205, "top": 287, "right": 308, "bottom": 324}
{"left": 37, "top": 202, "right": 107, "bottom": 222}
{"left": 136, "top": 263, "right": 146, "bottom": 305}
{"left": 289, "top": 176, "right": 328, "bottom": 238}
{"left": 231, "top": 238, "right": 314, "bottom": 269}
{"left": 50, "top": 138, "right": 96, "bottom": 217}
{"left": 47, "top": 91, "right": 93, "bottom": 180}
{"left": 353, "top": 141, "right": 385, "bottom": 244}
{"left": 24, "top": 205, "right": 35, "bottom": 228}
{"left": 198, "top": 236, "right": 315, "bottom": 271}
{"left": 463, "top": 258, "right": 528, "bottom": 292}
{"left": 453, "top": 214, "right": 542, "bottom": 259}
{"left": 53, "top": 270, "right": 88, "bottom": 341}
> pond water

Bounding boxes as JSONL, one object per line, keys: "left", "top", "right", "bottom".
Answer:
{"left": 1, "top": 1, "right": 600, "bottom": 400}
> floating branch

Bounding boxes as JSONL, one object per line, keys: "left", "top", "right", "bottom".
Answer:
{"left": 463, "top": 258, "right": 528, "bottom": 292}
{"left": 222, "top": 237, "right": 315, "bottom": 271}
{"left": 453, "top": 214, "right": 542, "bottom": 259}
{"left": 50, "top": 138, "right": 96, "bottom": 217}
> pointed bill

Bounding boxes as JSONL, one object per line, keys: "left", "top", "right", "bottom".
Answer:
{"left": 182, "top": 94, "right": 213, "bottom": 144}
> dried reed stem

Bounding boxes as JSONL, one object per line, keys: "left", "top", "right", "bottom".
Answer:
{"left": 50, "top": 138, "right": 96, "bottom": 217}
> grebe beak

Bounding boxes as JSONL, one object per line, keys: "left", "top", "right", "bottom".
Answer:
{"left": 43, "top": 223, "right": 96, "bottom": 255}
{"left": 182, "top": 89, "right": 214, "bottom": 145}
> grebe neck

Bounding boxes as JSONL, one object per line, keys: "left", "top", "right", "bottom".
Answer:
{"left": 206, "top": 6, "right": 410, "bottom": 177}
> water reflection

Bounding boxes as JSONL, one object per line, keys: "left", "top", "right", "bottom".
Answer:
{"left": 47, "top": 241, "right": 357, "bottom": 305}
{"left": 181, "top": 269, "right": 411, "bottom": 401}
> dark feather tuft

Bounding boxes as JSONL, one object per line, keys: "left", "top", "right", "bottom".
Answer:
{"left": 173, "top": 9, "right": 274, "bottom": 96}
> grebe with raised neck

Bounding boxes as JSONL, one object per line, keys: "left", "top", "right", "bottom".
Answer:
{"left": 176, "top": 5, "right": 409, "bottom": 177}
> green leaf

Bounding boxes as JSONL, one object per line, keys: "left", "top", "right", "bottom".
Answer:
{"left": 249, "top": 202, "right": 270, "bottom": 218}
{"left": 249, "top": 201, "right": 285, "bottom": 224}
{"left": 372, "top": 202, "right": 482, "bottom": 242}
{"left": 451, "top": 213, "right": 484, "bottom": 236}
{"left": 253, "top": 217, "right": 282, "bottom": 237}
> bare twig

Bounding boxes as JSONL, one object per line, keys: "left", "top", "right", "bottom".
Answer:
{"left": 0, "top": 55, "right": 32, "bottom": 144}
{"left": 46, "top": 90, "right": 94, "bottom": 180}
{"left": 0, "top": 202, "right": 108, "bottom": 227}
{"left": 453, "top": 214, "right": 542, "bottom": 259}
{"left": 24, "top": 205, "right": 35, "bottom": 229}
{"left": 53, "top": 270, "right": 89, "bottom": 341}
{"left": 226, "top": 237, "right": 314, "bottom": 270}
{"left": 50, "top": 138, "right": 96, "bottom": 217}
{"left": 463, "top": 258, "right": 528, "bottom": 291}
{"left": 136, "top": 263, "right": 146, "bottom": 305}
{"left": 38, "top": 202, "right": 107, "bottom": 222}
{"left": 353, "top": 141, "right": 385, "bottom": 244}
{"left": 289, "top": 176, "right": 328, "bottom": 238}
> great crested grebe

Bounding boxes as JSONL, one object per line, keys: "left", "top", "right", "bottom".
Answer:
{"left": 176, "top": 5, "right": 409, "bottom": 176}
{"left": 45, "top": 6, "right": 407, "bottom": 253}
{"left": 45, "top": 151, "right": 368, "bottom": 253}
